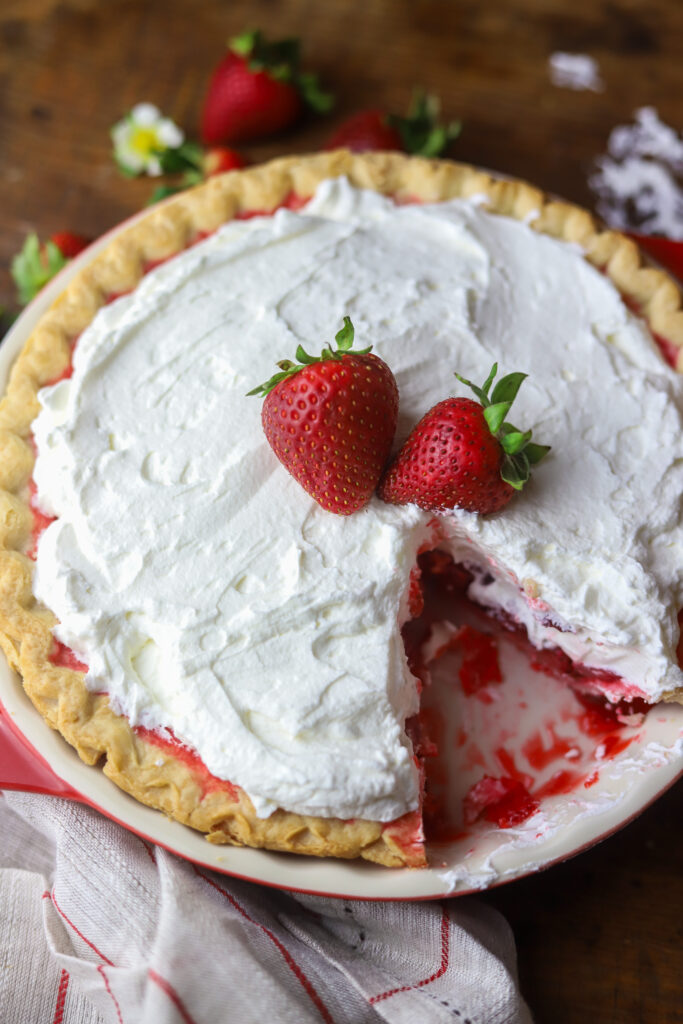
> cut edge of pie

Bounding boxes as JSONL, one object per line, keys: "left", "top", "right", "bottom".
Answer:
{"left": 0, "top": 150, "right": 681, "bottom": 868}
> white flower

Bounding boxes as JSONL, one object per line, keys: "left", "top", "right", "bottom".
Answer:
{"left": 111, "top": 103, "right": 185, "bottom": 177}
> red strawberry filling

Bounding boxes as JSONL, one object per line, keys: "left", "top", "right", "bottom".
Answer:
{"left": 134, "top": 725, "right": 240, "bottom": 802}
{"left": 26, "top": 190, "right": 682, "bottom": 865}
{"left": 408, "top": 549, "right": 670, "bottom": 842}
{"left": 418, "top": 550, "right": 654, "bottom": 703}
{"left": 463, "top": 776, "right": 540, "bottom": 829}
{"left": 50, "top": 638, "right": 88, "bottom": 673}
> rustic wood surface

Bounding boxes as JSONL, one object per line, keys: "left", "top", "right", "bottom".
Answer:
{"left": 0, "top": 1, "right": 681, "bottom": 1021}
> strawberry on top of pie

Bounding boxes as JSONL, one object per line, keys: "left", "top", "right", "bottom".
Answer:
{"left": 1, "top": 152, "right": 682, "bottom": 866}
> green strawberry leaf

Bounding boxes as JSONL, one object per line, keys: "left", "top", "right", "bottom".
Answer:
{"left": 501, "top": 452, "right": 530, "bottom": 490}
{"left": 453, "top": 361, "right": 551, "bottom": 498}
{"left": 335, "top": 316, "right": 355, "bottom": 350}
{"left": 11, "top": 234, "right": 68, "bottom": 306}
{"left": 491, "top": 371, "right": 527, "bottom": 406}
{"left": 296, "top": 72, "right": 335, "bottom": 113}
{"left": 230, "top": 28, "right": 333, "bottom": 112}
{"left": 501, "top": 429, "right": 532, "bottom": 455}
{"left": 230, "top": 29, "right": 260, "bottom": 57}
{"left": 249, "top": 316, "right": 371, "bottom": 396}
{"left": 524, "top": 442, "right": 552, "bottom": 465}
{"left": 231, "top": 29, "right": 300, "bottom": 73}
{"left": 295, "top": 344, "right": 317, "bottom": 364}
{"left": 480, "top": 362, "right": 498, "bottom": 401}
{"left": 246, "top": 368, "right": 292, "bottom": 396}
{"left": 158, "top": 141, "right": 204, "bottom": 175}
{"left": 454, "top": 375, "right": 487, "bottom": 405}
{"left": 454, "top": 362, "right": 497, "bottom": 406}
{"left": 483, "top": 401, "right": 512, "bottom": 434}
{"left": 467, "top": 383, "right": 489, "bottom": 405}
{"left": 254, "top": 36, "right": 301, "bottom": 76}
{"left": 231, "top": 29, "right": 297, "bottom": 80}
{"left": 389, "top": 90, "right": 462, "bottom": 158}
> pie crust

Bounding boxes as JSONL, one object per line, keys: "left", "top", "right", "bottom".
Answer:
{"left": 0, "top": 151, "right": 681, "bottom": 867}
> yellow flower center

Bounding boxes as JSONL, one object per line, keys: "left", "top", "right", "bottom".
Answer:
{"left": 129, "top": 126, "right": 161, "bottom": 159}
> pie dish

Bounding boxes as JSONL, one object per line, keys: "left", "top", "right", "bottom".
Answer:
{"left": 0, "top": 151, "right": 681, "bottom": 869}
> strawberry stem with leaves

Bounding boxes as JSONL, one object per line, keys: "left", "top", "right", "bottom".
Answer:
{"left": 454, "top": 363, "right": 551, "bottom": 489}
{"left": 247, "top": 316, "right": 371, "bottom": 397}
{"left": 11, "top": 235, "right": 68, "bottom": 305}
{"left": 230, "top": 29, "right": 333, "bottom": 113}
{"left": 389, "top": 90, "right": 462, "bottom": 157}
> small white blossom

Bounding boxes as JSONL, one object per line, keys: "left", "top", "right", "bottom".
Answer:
{"left": 111, "top": 103, "right": 185, "bottom": 177}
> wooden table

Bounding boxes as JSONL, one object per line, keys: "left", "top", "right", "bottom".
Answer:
{"left": 1, "top": 2, "right": 681, "bottom": 1021}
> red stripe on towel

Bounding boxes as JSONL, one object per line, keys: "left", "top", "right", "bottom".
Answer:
{"left": 49, "top": 888, "right": 114, "bottom": 965}
{"left": 97, "top": 965, "right": 124, "bottom": 1024}
{"left": 148, "top": 969, "right": 199, "bottom": 1024}
{"left": 194, "top": 867, "right": 335, "bottom": 1024}
{"left": 369, "top": 902, "right": 450, "bottom": 1003}
{"left": 51, "top": 969, "right": 69, "bottom": 1024}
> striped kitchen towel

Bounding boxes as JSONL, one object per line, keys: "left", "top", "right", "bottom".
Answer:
{"left": 0, "top": 791, "right": 531, "bottom": 1024}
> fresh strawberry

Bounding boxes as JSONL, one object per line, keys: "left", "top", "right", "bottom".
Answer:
{"left": 248, "top": 317, "right": 398, "bottom": 515}
{"left": 48, "top": 231, "right": 90, "bottom": 259}
{"left": 203, "top": 146, "right": 247, "bottom": 176}
{"left": 325, "top": 110, "right": 404, "bottom": 153}
{"left": 11, "top": 232, "right": 91, "bottom": 306}
{"left": 200, "top": 29, "right": 333, "bottom": 145}
{"left": 325, "top": 90, "right": 461, "bottom": 155}
{"left": 380, "top": 364, "right": 550, "bottom": 515}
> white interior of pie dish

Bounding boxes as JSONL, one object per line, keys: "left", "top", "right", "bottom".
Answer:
{"left": 1, "top": 215, "right": 682, "bottom": 901}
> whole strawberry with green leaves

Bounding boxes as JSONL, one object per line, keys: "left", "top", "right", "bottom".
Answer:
{"left": 380, "top": 364, "right": 550, "bottom": 515}
{"left": 249, "top": 318, "right": 398, "bottom": 515}
{"left": 325, "top": 90, "right": 461, "bottom": 155}
{"left": 201, "top": 29, "right": 333, "bottom": 145}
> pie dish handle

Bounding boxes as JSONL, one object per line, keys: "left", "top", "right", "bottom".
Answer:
{"left": 0, "top": 700, "right": 86, "bottom": 800}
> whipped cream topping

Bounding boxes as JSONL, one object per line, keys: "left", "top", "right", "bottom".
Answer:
{"left": 32, "top": 178, "right": 683, "bottom": 821}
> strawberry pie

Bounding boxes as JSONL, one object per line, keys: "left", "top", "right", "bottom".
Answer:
{"left": 0, "top": 152, "right": 681, "bottom": 867}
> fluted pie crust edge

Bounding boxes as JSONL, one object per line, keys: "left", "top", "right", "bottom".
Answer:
{"left": 0, "top": 151, "right": 681, "bottom": 868}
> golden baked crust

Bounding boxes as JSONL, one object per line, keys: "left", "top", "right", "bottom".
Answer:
{"left": 1, "top": 152, "right": 681, "bottom": 868}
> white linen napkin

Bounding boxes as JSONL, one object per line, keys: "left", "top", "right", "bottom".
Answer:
{"left": 0, "top": 791, "right": 532, "bottom": 1024}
